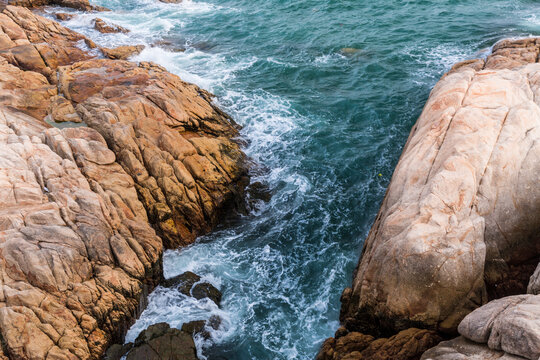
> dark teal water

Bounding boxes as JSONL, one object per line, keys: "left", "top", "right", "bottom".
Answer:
{"left": 52, "top": 1, "right": 540, "bottom": 358}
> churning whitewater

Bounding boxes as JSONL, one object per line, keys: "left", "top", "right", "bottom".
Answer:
{"left": 47, "top": 0, "right": 540, "bottom": 358}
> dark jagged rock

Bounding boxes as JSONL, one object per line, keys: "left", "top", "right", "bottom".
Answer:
{"left": 125, "top": 323, "right": 198, "bottom": 360}
{"left": 163, "top": 272, "right": 222, "bottom": 306}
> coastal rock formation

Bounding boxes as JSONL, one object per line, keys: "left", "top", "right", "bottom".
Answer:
{"left": 317, "top": 328, "right": 441, "bottom": 360}
{"left": 102, "top": 45, "right": 145, "bottom": 60}
{"left": 0, "top": 4, "right": 248, "bottom": 360}
{"left": 421, "top": 337, "right": 526, "bottom": 360}
{"left": 6, "top": 0, "right": 109, "bottom": 11}
{"left": 93, "top": 18, "right": 129, "bottom": 34}
{"left": 322, "top": 38, "right": 540, "bottom": 359}
{"left": 0, "top": 5, "right": 96, "bottom": 84}
{"left": 57, "top": 59, "right": 248, "bottom": 248}
{"left": 0, "top": 106, "right": 163, "bottom": 359}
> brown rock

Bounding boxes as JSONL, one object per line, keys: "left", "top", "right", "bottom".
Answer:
{"left": 94, "top": 18, "right": 129, "bottom": 34}
{"left": 318, "top": 328, "right": 441, "bottom": 360}
{"left": 0, "top": 6, "right": 248, "bottom": 360}
{"left": 0, "top": 5, "right": 96, "bottom": 82}
{"left": 0, "top": 106, "right": 163, "bottom": 360}
{"left": 57, "top": 59, "right": 248, "bottom": 248}
{"left": 7, "top": 0, "right": 110, "bottom": 11}
{"left": 126, "top": 323, "right": 198, "bottom": 360}
{"left": 322, "top": 37, "right": 540, "bottom": 360}
{"left": 102, "top": 45, "right": 145, "bottom": 60}
{"left": 55, "top": 12, "right": 75, "bottom": 21}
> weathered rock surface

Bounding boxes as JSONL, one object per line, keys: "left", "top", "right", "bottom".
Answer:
{"left": 456, "top": 294, "right": 540, "bottom": 360}
{"left": 57, "top": 59, "right": 248, "bottom": 248}
{"left": 0, "top": 105, "right": 163, "bottom": 359}
{"left": 0, "top": 4, "right": 248, "bottom": 360}
{"left": 421, "top": 337, "right": 526, "bottom": 360}
{"left": 102, "top": 44, "right": 145, "bottom": 59}
{"left": 324, "top": 38, "right": 540, "bottom": 359}
{"left": 94, "top": 18, "right": 129, "bottom": 34}
{"left": 125, "top": 323, "right": 198, "bottom": 360}
{"left": 7, "top": 0, "right": 109, "bottom": 11}
{"left": 0, "top": 5, "right": 96, "bottom": 84}
{"left": 317, "top": 328, "right": 441, "bottom": 360}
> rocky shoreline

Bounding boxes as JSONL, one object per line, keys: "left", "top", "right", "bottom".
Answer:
{"left": 0, "top": 1, "right": 249, "bottom": 359}
{"left": 319, "top": 38, "right": 540, "bottom": 360}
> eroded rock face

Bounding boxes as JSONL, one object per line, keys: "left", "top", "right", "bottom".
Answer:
{"left": 0, "top": 106, "right": 163, "bottom": 359}
{"left": 421, "top": 337, "right": 526, "bottom": 360}
{"left": 7, "top": 0, "right": 109, "bottom": 11}
{"left": 317, "top": 328, "right": 441, "bottom": 360}
{"left": 0, "top": 5, "right": 96, "bottom": 83}
{"left": 457, "top": 294, "right": 540, "bottom": 360}
{"left": 323, "top": 38, "right": 540, "bottom": 360}
{"left": 57, "top": 59, "right": 248, "bottom": 248}
{"left": 0, "top": 4, "right": 248, "bottom": 360}
{"left": 340, "top": 38, "right": 540, "bottom": 337}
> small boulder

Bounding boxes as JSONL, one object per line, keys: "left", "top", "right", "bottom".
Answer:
{"left": 102, "top": 45, "right": 145, "bottom": 60}
{"left": 181, "top": 316, "right": 222, "bottom": 339}
{"left": 94, "top": 18, "right": 129, "bottom": 34}
{"left": 192, "top": 282, "right": 222, "bottom": 305}
{"left": 163, "top": 272, "right": 222, "bottom": 306}
{"left": 162, "top": 271, "right": 201, "bottom": 294}
{"left": 126, "top": 323, "right": 198, "bottom": 360}
{"left": 55, "top": 13, "right": 75, "bottom": 21}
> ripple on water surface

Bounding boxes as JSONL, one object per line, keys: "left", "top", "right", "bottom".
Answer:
{"left": 49, "top": 0, "right": 540, "bottom": 358}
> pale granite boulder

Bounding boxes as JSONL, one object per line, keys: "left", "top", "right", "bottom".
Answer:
{"left": 339, "top": 39, "right": 540, "bottom": 340}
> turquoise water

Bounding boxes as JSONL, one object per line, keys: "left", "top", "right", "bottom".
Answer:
{"left": 50, "top": 1, "right": 540, "bottom": 358}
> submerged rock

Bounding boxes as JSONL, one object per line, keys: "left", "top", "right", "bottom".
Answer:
{"left": 163, "top": 272, "right": 222, "bottom": 306}
{"left": 182, "top": 316, "right": 221, "bottom": 339}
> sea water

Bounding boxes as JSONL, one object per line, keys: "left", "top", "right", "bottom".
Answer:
{"left": 48, "top": 0, "right": 540, "bottom": 358}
